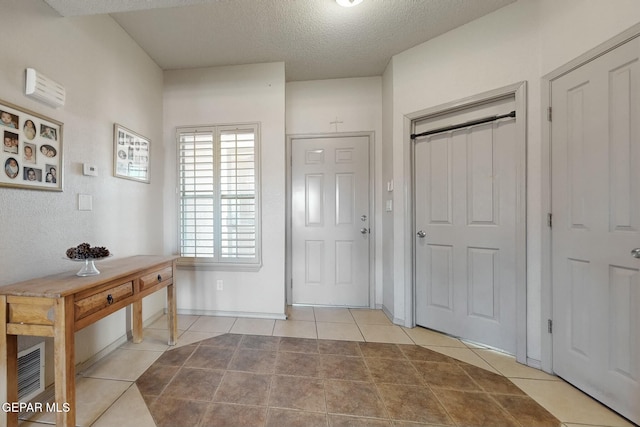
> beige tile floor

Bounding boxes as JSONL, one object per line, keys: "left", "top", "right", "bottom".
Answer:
{"left": 20, "top": 307, "right": 635, "bottom": 427}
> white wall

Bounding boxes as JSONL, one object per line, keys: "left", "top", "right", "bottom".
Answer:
{"left": 381, "top": 66, "right": 395, "bottom": 319}
{"left": 0, "top": 0, "right": 165, "bottom": 383}
{"left": 163, "top": 63, "right": 287, "bottom": 318}
{"left": 384, "top": 0, "right": 640, "bottom": 363}
{"left": 285, "top": 77, "right": 383, "bottom": 305}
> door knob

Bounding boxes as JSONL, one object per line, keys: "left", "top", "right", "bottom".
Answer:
{"left": 361, "top": 227, "right": 369, "bottom": 234}
{"left": 632, "top": 248, "right": 640, "bottom": 258}
{"left": 417, "top": 230, "right": 426, "bottom": 238}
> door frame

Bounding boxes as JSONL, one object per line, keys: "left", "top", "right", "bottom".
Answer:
{"left": 286, "top": 131, "right": 376, "bottom": 308}
{"left": 541, "top": 22, "right": 640, "bottom": 374}
{"left": 405, "top": 81, "right": 528, "bottom": 363}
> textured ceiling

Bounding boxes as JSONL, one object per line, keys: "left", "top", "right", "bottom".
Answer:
{"left": 43, "top": 0, "right": 515, "bottom": 82}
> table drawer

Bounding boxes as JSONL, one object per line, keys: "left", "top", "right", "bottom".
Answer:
{"left": 74, "top": 281, "right": 133, "bottom": 320}
{"left": 139, "top": 266, "right": 173, "bottom": 290}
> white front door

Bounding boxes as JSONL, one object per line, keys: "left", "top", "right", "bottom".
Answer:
{"left": 551, "top": 35, "right": 640, "bottom": 424}
{"left": 291, "top": 135, "right": 371, "bottom": 306}
{"left": 414, "top": 96, "right": 519, "bottom": 354}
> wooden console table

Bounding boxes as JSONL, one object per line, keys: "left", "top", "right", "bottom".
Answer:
{"left": 0, "top": 255, "right": 178, "bottom": 427}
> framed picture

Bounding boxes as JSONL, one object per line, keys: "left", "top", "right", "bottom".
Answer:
{"left": 0, "top": 99, "right": 63, "bottom": 191}
{"left": 113, "top": 124, "right": 150, "bottom": 183}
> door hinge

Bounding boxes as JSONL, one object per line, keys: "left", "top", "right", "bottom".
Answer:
{"left": 547, "top": 106, "right": 552, "bottom": 122}
{"left": 548, "top": 319, "right": 553, "bottom": 334}
{"left": 547, "top": 213, "right": 553, "bottom": 228}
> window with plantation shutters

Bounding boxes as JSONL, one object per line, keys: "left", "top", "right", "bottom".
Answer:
{"left": 177, "top": 124, "right": 261, "bottom": 267}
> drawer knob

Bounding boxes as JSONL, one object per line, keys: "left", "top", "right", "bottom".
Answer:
{"left": 157, "top": 274, "right": 162, "bottom": 282}
{"left": 107, "top": 294, "right": 113, "bottom": 305}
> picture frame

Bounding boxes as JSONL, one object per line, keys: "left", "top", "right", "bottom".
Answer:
{"left": 113, "top": 123, "right": 150, "bottom": 183}
{"left": 0, "top": 99, "right": 63, "bottom": 191}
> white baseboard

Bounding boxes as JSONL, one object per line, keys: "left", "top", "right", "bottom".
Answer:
{"left": 526, "top": 357, "right": 543, "bottom": 370}
{"left": 176, "top": 308, "right": 287, "bottom": 320}
{"left": 381, "top": 304, "right": 404, "bottom": 325}
{"left": 75, "top": 308, "right": 166, "bottom": 373}
{"left": 75, "top": 335, "right": 129, "bottom": 374}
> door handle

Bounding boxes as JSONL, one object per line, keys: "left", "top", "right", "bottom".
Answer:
{"left": 416, "top": 230, "right": 426, "bottom": 238}
{"left": 360, "top": 227, "right": 369, "bottom": 234}
{"left": 632, "top": 248, "right": 640, "bottom": 258}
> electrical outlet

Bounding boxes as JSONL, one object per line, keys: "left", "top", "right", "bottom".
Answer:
{"left": 216, "top": 280, "right": 223, "bottom": 291}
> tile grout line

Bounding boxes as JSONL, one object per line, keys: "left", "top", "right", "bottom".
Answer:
{"left": 88, "top": 381, "right": 137, "bottom": 427}
{"left": 469, "top": 346, "right": 507, "bottom": 377}
{"left": 360, "top": 349, "right": 395, "bottom": 423}
{"left": 467, "top": 345, "right": 575, "bottom": 425}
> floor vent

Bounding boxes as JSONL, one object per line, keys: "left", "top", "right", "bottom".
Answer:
{"left": 18, "top": 342, "right": 45, "bottom": 402}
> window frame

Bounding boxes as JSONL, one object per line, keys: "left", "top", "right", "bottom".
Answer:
{"left": 176, "top": 123, "right": 262, "bottom": 271}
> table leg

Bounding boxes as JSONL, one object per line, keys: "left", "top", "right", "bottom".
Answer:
{"left": 167, "top": 282, "right": 177, "bottom": 346}
{"left": 53, "top": 297, "right": 75, "bottom": 427}
{"left": 132, "top": 300, "right": 143, "bottom": 344}
{"left": 0, "top": 295, "right": 18, "bottom": 427}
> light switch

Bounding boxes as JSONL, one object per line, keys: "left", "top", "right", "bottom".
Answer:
{"left": 387, "top": 180, "right": 394, "bottom": 192}
{"left": 78, "top": 194, "right": 92, "bottom": 211}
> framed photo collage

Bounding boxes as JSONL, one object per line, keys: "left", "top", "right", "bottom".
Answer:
{"left": 1, "top": 99, "right": 63, "bottom": 191}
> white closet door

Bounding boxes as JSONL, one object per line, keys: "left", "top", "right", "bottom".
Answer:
{"left": 414, "top": 96, "right": 518, "bottom": 354}
{"left": 551, "top": 36, "right": 640, "bottom": 425}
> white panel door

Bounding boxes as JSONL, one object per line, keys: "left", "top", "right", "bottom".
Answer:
{"left": 291, "top": 136, "right": 370, "bottom": 306}
{"left": 414, "top": 96, "right": 518, "bottom": 354}
{"left": 551, "top": 36, "right": 640, "bottom": 424}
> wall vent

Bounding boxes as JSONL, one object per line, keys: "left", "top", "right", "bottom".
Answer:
{"left": 18, "top": 342, "right": 45, "bottom": 402}
{"left": 25, "top": 68, "right": 66, "bottom": 108}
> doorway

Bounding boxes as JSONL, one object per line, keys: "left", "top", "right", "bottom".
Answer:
{"left": 409, "top": 82, "right": 527, "bottom": 361}
{"left": 287, "top": 133, "right": 374, "bottom": 307}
